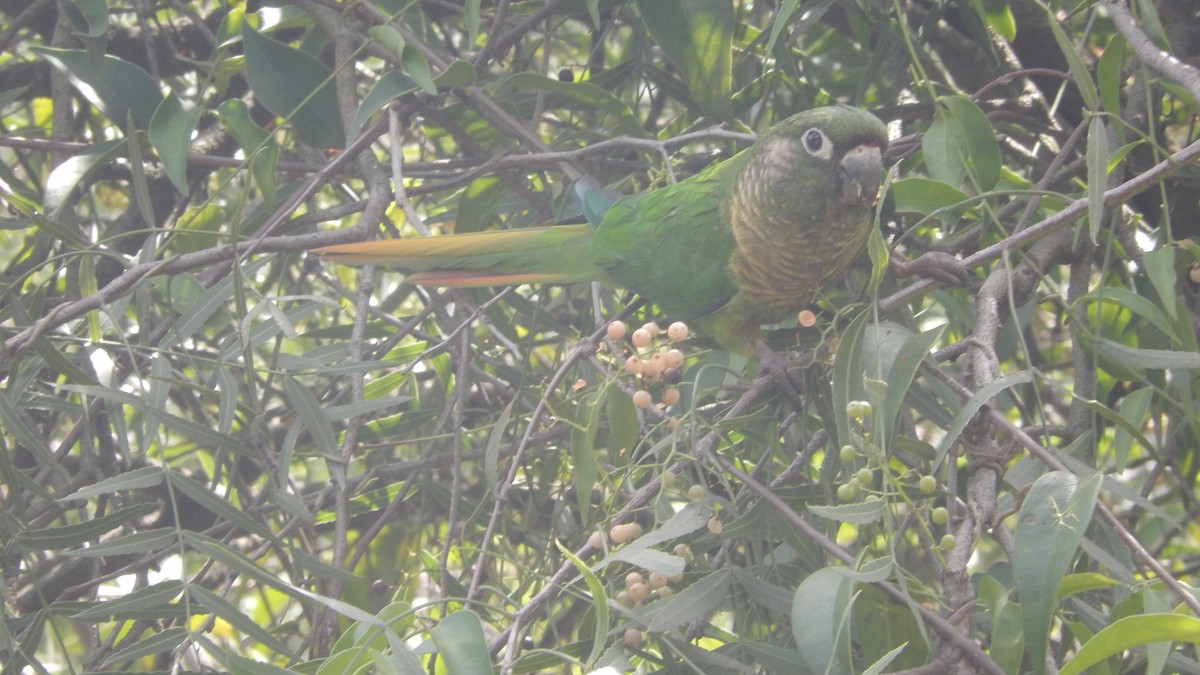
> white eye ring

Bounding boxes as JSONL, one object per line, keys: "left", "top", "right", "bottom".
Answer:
{"left": 802, "top": 127, "right": 833, "bottom": 161}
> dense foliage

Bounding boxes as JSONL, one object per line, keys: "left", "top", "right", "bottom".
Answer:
{"left": 2, "top": 0, "right": 1200, "bottom": 672}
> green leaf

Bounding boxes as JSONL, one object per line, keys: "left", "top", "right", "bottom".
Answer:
{"left": 605, "top": 384, "right": 639, "bottom": 458}
{"left": 558, "top": 542, "right": 610, "bottom": 669}
{"left": 1143, "top": 246, "right": 1180, "bottom": 322}
{"left": 853, "top": 585, "right": 927, "bottom": 672}
{"left": 644, "top": 568, "right": 732, "bottom": 632}
{"left": 43, "top": 138, "right": 125, "bottom": 217}
{"left": 570, "top": 388, "right": 602, "bottom": 525}
{"left": 890, "top": 177, "right": 972, "bottom": 224}
{"left": 283, "top": 375, "right": 339, "bottom": 456}
{"left": 1094, "top": 340, "right": 1200, "bottom": 370}
{"left": 454, "top": 175, "right": 507, "bottom": 234}
{"left": 1046, "top": 10, "right": 1098, "bottom": 110}
{"left": 922, "top": 95, "right": 1001, "bottom": 192}
{"left": 808, "top": 499, "right": 887, "bottom": 524}
{"left": 1077, "top": 287, "right": 1177, "bottom": 340}
{"left": 126, "top": 125, "right": 156, "bottom": 230}
{"left": 16, "top": 502, "right": 158, "bottom": 551}
{"left": 1013, "top": 471, "right": 1103, "bottom": 674}
{"left": 31, "top": 47, "right": 162, "bottom": 131}
{"left": 228, "top": 652, "right": 302, "bottom": 675}
{"left": 168, "top": 471, "right": 275, "bottom": 540}
{"left": 190, "top": 585, "right": 298, "bottom": 658}
{"left": 434, "top": 60, "right": 477, "bottom": 88}
{"left": 183, "top": 532, "right": 378, "bottom": 625}
{"left": 61, "top": 528, "right": 178, "bottom": 558}
{"left": 59, "top": 465, "right": 165, "bottom": 501}
{"left": 242, "top": 23, "right": 345, "bottom": 149}
{"left": 0, "top": 389, "right": 71, "bottom": 483}
{"left": 169, "top": 203, "right": 225, "bottom": 255}
{"left": 349, "top": 61, "right": 475, "bottom": 141}
{"left": 367, "top": 24, "right": 407, "bottom": 58}
{"left": 1111, "top": 386, "right": 1153, "bottom": 471}
{"left": 1060, "top": 614, "right": 1200, "bottom": 675}
{"left": 1098, "top": 35, "right": 1127, "bottom": 117}
{"left": 832, "top": 310, "right": 870, "bottom": 451}
{"left": 934, "top": 371, "right": 1033, "bottom": 468}
{"left": 505, "top": 72, "right": 646, "bottom": 137}
{"left": 1057, "top": 572, "right": 1121, "bottom": 598}
{"left": 464, "top": 0, "right": 480, "bottom": 45}
{"left": 876, "top": 323, "right": 943, "bottom": 444}
{"left": 70, "top": 580, "right": 185, "bottom": 620}
{"left": 980, "top": 0, "right": 1015, "bottom": 41}
{"left": 635, "top": 0, "right": 733, "bottom": 121}
{"left": 150, "top": 92, "right": 205, "bottom": 194}
{"left": 792, "top": 568, "right": 854, "bottom": 675}
{"left": 765, "top": 0, "right": 803, "bottom": 54}
{"left": 100, "top": 627, "right": 189, "bottom": 668}
{"left": 598, "top": 501, "right": 708, "bottom": 574}
{"left": 1087, "top": 115, "right": 1109, "bottom": 242}
{"left": 63, "top": 0, "right": 109, "bottom": 48}
{"left": 430, "top": 610, "right": 492, "bottom": 675}
{"left": 401, "top": 43, "right": 437, "bottom": 96}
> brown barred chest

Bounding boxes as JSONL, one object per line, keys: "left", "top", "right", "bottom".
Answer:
{"left": 727, "top": 198, "right": 871, "bottom": 323}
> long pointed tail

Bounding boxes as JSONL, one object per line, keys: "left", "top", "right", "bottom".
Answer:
{"left": 313, "top": 225, "right": 606, "bottom": 288}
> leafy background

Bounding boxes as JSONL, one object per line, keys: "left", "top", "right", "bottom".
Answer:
{"left": 2, "top": 0, "right": 1200, "bottom": 673}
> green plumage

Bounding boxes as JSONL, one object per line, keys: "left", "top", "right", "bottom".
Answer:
{"left": 316, "top": 106, "right": 888, "bottom": 354}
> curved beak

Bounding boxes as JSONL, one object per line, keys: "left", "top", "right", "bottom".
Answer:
{"left": 840, "top": 143, "right": 884, "bottom": 206}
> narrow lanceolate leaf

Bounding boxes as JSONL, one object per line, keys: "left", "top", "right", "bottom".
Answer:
{"left": 1095, "top": 340, "right": 1200, "bottom": 370}
{"left": 150, "top": 92, "right": 205, "bottom": 194}
{"left": 1013, "top": 471, "right": 1103, "bottom": 675}
{"left": 635, "top": 0, "right": 733, "bottom": 122}
{"left": 59, "top": 465, "right": 165, "bottom": 501}
{"left": 168, "top": 470, "right": 275, "bottom": 540}
{"left": 934, "top": 371, "right": 1033, "bottom": 468}
{"left": 558, "top": 542, "right": 610, "bottom": 669}
{"left": 1046, "top": 11, "right": 1098, "bottom": 110}
{"left": 645, "top": 568, "right": 732, "bottom": 632}
{"left": 17, "top": 502, "right": 157, "bottom": 551}
{"left": 1087, "top": 115, "right": 1109, "bottom": 242}
{"left": 1059, "top": 613, "right": 1200, "bottom": 675}
{"left": 283, "top": 375, "right": 339, "bottom": 456}
{"left": 70, "top": 580, "right": 185, "bottom": 621}
{"left": 62, "top": 528, "right": 178, "bottom": 558}
{"left": 99, "top": 627, "right": 189, "bottom": 669}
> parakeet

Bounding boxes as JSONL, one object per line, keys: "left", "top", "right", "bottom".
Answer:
{"left": 315, "top": 105, "right": 887, "bottom": 356}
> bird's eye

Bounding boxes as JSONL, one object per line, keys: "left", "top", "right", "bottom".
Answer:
{"left": 802, "top": 128, "right": 832, "bottom": 159}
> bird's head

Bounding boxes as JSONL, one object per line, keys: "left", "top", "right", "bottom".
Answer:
{"left": 763, "top": 106, "right": 888, "bottom": 209}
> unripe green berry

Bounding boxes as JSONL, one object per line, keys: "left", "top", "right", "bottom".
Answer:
{"left": 918, "top": 474, "right": 937, "bottom": 494}
{"left": 931, "top": 506, "right": 949, "bottom": 526}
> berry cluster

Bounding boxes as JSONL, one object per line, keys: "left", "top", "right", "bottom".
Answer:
{"left": 606, "top": 319, "right": 690, "bottom": 413}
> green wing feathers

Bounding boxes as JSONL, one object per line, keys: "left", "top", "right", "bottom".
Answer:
{"left": 314, "top": 225, "right": 607, "bottom": 287}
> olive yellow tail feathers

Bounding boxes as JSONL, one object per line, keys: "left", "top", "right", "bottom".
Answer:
{"left": 313, "top": 225, "right": 606, "bottom": 287}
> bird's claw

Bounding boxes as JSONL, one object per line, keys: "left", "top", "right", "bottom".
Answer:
{"left": 753, "top": 341, "right": 802, "bottom": 401}
{"left": 892, "top": 251, "right": 973, "bottom": 286}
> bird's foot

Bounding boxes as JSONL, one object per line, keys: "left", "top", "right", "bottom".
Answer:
{"left": 891, "top": 251, "right": 973, "bottom": 286}
{"left": 753, "top": 340, "right": 804, "bottom": 401}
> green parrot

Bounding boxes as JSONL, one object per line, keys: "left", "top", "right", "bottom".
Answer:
{"left": 315, "top": 106, "right": 887, "bottom": 357}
